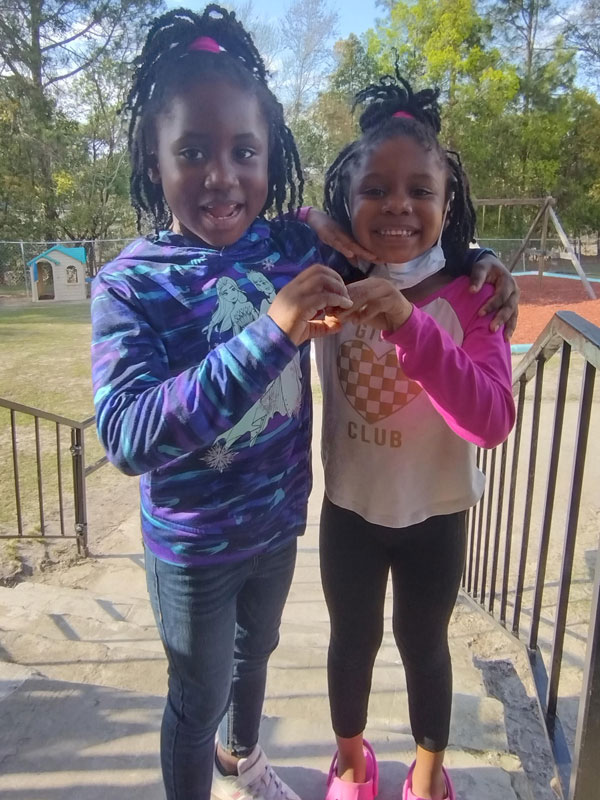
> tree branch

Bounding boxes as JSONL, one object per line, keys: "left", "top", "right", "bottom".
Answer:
{"left": 41, "top": 16, "right": 104, "bottom": 53}
{"left": 0, "top": 46, "right": 27, "bottom": 82}
{"left": 42, "top": 20, "right": 118, "bottom": 87}
{"left": 0, "top": 15, "right": 29, "bottom": 53}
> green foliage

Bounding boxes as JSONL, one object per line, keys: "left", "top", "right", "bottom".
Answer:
{"left": 293, "top": 93, "right": 357, "bottom": 206}
{"left": 0, "top": 0, "right": 163, "bottom": 244}
{"left": 53, "top": 57, "right": 138, "bottom": 244}
{"left": 328, "top": 34, "right": 380, "bottom": 100}
{"left": 555, "top": 89, "right": 600, "bottom": 234}
{"left": 291, "top": 35, "right": 375, "bottom": 205}
{"left": 564, "top": 0, "right": 600, "bottom": 84}
{"left": 367, "top": 0, "right": 503, "bottom": 94}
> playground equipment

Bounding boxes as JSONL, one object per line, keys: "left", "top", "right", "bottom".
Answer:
{"left": 475, "top": 196, "right": 596, "bottom": 299}
{"left": 27, "top": 245, "right": 87, "bottom": 302}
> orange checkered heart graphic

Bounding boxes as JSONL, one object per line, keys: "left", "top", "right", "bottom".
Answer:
{"left": 337, "top": 340, "right": 422, "bottom": 424}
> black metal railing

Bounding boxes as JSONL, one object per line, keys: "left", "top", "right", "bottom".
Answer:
{"left": 0, "top": 398, "right": 107, "bottom": 555}
{"left": 464, "top": 310, "right": 600, "bottom": 800}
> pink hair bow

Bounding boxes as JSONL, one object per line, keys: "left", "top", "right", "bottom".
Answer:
{"left": 189, "top": 36, "right": 222, "bottom": 53}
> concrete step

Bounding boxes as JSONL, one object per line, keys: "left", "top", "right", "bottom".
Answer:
{"left": 0, "top": 581, "right": 167, "bottom": 693}
{"left": 0, "top": 661, "right": 38, "bottom": 701}
{"left": 0, "top": 664, "right": 534, "bottom": 800}
{"left": 0, "top": 581, "right": 155, "bottom": 627}
{"left": 0, "top": 628, "right": 167, "bottom": 695}
{"left": 0, "top": 597, "right": 161, "bottom": 649}
{"left": 0, "top": 667, "right": 164, "bottom": 799}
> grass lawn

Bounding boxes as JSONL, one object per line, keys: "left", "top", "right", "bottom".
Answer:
{"left": 0, "top": 300, "right": 94, "bottom": 417}
{"left": 0, "top": 301, "right": 98, "bottom": 537}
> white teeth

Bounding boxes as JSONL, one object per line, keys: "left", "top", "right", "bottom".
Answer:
{"left": 204, "top": 205, "right": 239, "bottom": 219}
{"left": 377, "top": 229, "right": 416, "bottom": 237}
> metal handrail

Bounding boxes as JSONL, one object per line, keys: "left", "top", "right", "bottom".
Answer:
{"left": 0, "top": 398, "right": 105, "bottom": 554}
{"left": 512, "top": 310, "right": 600, "bottom": 383}
{"left": 464, "top": 310, "right": 600, "bottom": 800}
{"left": 0, "top": 397, "right": 95, "bottom": 429}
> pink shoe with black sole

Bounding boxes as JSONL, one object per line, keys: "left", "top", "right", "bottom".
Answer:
{"left": 324, "top": 740, "right": 379, "bottom": 800}
{"left": 402, "top": 760, "right": 455, "bottom": 800}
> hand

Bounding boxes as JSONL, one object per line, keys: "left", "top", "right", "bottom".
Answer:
{"left": 469, "top": 255, "right": 520, "bottom": 339}
{"left": 306, "top": 208, "right": 376, "bottom": 263}
{"left": 268, "top": 264, "right": 353, "bottom": 345}
{"left": 332, "top": 277, "right": 413, "bottom": 332}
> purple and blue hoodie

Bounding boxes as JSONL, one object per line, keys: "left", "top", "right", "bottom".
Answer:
{"left": 91, "top": 219, "right": 321, "bottom": 566}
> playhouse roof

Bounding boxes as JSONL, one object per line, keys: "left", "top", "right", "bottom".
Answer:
{"left": 27, "top": 245, "right": 87, "bottom": 267}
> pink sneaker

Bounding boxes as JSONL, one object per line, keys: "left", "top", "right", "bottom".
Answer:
{"left": 324, "top": 740, "right": 378, "bottom": 800}
{"left": 402, "top": 760, "right": 455, "bottom": 800}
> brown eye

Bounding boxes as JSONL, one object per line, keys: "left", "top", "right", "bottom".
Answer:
{"left": 181, "top": 148, "right": 205, "bottom": 161}
{"left": 236, "top": 147, "right": 256, "bottom": 160}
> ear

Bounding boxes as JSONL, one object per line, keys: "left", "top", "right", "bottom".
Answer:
{"left": 147, "top": 153, "right": 161, "bottom": 185}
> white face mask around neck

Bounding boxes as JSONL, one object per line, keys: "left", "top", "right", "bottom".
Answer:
{"left": 356, "top": 202, "right": 451, "bottom": 290}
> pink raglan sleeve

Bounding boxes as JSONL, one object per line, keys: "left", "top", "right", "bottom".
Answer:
{"left": 382, "top": 287, "right": 515, "bottom": 449}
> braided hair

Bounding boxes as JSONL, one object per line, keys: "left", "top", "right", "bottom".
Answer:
{"left": 324, "top": 69, "right": 476, "bottom": 273}
{"left": 124, "top": 5, "right": 303, "bottom": 232}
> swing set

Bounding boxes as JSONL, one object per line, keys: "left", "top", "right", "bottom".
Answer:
{"left": 475, "top": 195, "right": 596, "bottom": 299}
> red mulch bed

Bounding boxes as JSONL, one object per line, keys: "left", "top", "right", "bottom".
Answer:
{"left": 513, "top": 275, "right": 600, "bottom": 344}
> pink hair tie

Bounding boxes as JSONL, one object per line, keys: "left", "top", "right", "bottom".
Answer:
{"left": 188, "top": 36, "right": 222, "bottom": 53}
{"left": 393, "top": 111, "right": 415, "bottom": 120}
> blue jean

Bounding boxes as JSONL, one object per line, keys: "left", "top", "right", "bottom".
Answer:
{"left": 145, "top": 539, "right": 297, "bottom": 800}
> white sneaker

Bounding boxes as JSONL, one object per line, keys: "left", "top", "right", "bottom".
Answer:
{"left": 211, "top": 745, "right": 301, "bottom": 800}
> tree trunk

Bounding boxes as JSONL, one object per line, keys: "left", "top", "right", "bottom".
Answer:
{"left": 29, "top": 0, "right": 59, "bottom": 241}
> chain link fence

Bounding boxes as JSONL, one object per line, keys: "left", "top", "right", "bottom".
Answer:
{"left": 1, "top": 236, "right": 599, "bottom": 301}
{"left": 478, "top": 237, "right": 600, "bottom": 278}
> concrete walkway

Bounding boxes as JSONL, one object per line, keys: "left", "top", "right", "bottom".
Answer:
{"left": 0, "top": 410, "right": 559, "bottom": 799}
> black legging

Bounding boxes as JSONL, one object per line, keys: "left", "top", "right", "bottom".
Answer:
{"left": 320, "top": 496, "right": 466, "bottom": 753}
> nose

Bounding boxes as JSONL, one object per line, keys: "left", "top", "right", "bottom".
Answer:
{"left": 382, "top": 192, "right": 412, "bottom": 214}
{"left": 204, "top": 156, "right": 238, "bottom": 191}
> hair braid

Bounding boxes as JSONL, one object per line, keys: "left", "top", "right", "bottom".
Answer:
{"left": 442, "top": 151, "right": 476, "bottom": 270}
{"left": 354, "top": 68, "right": 441, "bottom": 135}
{"left": 323, "top": 142, "right": 361, "bottom": 233}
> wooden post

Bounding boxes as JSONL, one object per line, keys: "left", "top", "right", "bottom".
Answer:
{"left": 508, "top": 199, "right": 550, "bottom": 273}
{"left": 539, "top": 202, "right": 550, "bottom": 281}
{"left": 548, "top": 207, "right": 596, "bottom": 299}
{"left": 19, "top": 241, "right": 29, "bottom": 300}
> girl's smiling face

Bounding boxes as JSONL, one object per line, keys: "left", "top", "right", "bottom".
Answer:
{"left": 348, "top": 135, "right": 448, "bottom": 263}
{"left": 149, "top": 78, "right": 269, "bottom": 248}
